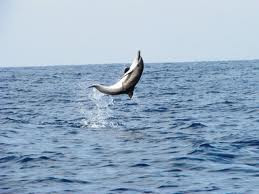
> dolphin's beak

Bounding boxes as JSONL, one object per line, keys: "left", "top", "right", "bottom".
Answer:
{"left": 137, "top": 50, "right": 141, "bottom": 60}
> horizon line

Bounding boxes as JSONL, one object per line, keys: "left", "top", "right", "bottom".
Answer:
{"left": 1, "top": 58, "right": 259, "bottom": 68}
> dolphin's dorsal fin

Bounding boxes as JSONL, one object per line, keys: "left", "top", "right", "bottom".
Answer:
{"left": 128, "top": 90, "right": 133, "bottom": 99}
{"left": 127, "top": 87, "right": 135, "bottom": 99}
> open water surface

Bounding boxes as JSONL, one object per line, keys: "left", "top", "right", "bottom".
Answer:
{"left": 1, "top": 61, "right": 259, "bottom": 193}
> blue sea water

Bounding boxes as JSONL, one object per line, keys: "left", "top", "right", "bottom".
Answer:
{"left": 0, "top": 60, "right": 259, "bottom": 193}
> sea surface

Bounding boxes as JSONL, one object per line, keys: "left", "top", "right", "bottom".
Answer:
{"left": 1, "top": 60, "right": 259, "bottom": 193}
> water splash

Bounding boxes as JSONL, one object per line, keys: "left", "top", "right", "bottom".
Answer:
{"left": 80, "top": 88, "right": 117, "bottom": 129}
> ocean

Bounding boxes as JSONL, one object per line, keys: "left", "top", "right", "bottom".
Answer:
{"left": 1, "top": 61, "right": 259, "bottom": 193}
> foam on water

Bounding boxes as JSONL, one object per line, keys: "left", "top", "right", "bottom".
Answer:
{"left": 79, "top": 87, "right": 117, "bottom": 128}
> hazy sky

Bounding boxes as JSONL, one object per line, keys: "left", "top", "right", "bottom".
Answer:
{"left": 1, "top": 0, "right": 259, "bottom": 67}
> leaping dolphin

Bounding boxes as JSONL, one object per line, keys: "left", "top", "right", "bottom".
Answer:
{"left": 90, "top": 50, "right": 144, "bottom": 99}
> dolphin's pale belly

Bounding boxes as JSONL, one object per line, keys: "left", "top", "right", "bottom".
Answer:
{"left": 94, "top": 79, "right": 126, "bottom": 95}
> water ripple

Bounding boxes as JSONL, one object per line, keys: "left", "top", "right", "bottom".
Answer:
{"left": 1, "top": 62, "right": 259, "bottom": 193}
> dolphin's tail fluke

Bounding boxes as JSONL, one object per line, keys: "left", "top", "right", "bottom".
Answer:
{"left": 88, "top": 85, "right": 97, "bottom": 88}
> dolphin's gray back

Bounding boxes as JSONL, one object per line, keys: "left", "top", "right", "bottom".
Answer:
{"left": 122, "top": 57, "right": 144, "bottom": 92}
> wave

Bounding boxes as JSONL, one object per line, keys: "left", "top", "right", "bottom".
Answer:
{"left": 185, "top": 122, "right": 207, "bottom": 129}
{"left": 30, "top": 177, "right": 90, "bottom": 184}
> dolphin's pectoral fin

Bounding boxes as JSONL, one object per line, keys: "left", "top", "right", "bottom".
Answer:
{"left": 124, "top": 67, "right": 130, "bottom": 74}
{"left": 122, "top": 68, "right": 134, "bottom": 78}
